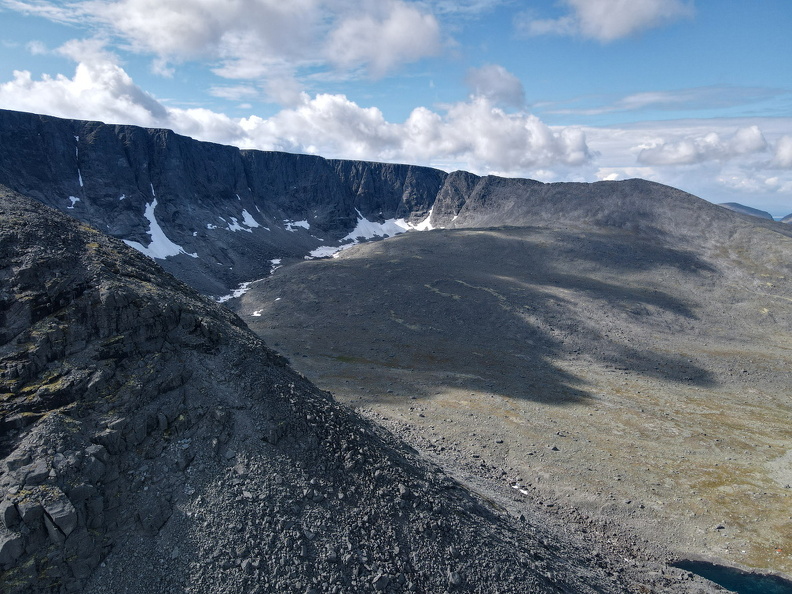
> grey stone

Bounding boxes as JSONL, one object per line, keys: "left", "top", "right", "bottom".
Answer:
{"left": 44, "top": 512, "right": 67, "bottom": 545}
{"left": 0, "top": 498, "right": 19, "bottom": 530}
{"left": 42, "top": 490, "right": 78, "bottom": 537}
{"left": 372, "top": 573, "right": 390, "bottom": 591}
{"left": 85, "top": 444, "right": 109, "bottom": 464}
{"left": 0, "top": 532, "right": 24, "bottom": 567}
{"left": 17, "top": 498, "right": 44, "bottom": 525}
{"left": 93, "top": 428, "right": 125, "bottom": 455}
{"left": 23, "top": 459, "right": 49, "bottom": 485}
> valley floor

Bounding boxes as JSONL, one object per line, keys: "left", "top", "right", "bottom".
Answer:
{"left": 238, "top": 226, "right": 792, "bottom": 580}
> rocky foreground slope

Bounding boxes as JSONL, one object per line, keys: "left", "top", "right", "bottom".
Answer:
{"left": 0, "top": 188, "right": 728, "bottom": 593}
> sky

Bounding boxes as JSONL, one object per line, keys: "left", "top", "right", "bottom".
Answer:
{"left": 0, "top": 0, "right": 790, "bottom": 216}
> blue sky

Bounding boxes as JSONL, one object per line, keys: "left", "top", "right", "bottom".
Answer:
{"left": 1, "top": 0, "right": 791, "bottom": 215}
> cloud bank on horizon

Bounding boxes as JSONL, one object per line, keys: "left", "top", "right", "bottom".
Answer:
{"left": 0, "top": 0, "right": 790, "bottom": 215}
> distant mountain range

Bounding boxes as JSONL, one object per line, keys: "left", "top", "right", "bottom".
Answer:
{"left": 2, "top": 108, "right": 789, "bottom": 300}
{"left": 717, "top": 201, "right": 774, "bottom": 220}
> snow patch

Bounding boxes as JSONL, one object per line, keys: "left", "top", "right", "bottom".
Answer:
{"left": 251, "top": 310, "right": 263, "bottom": 317}
{"left": 206, "top": 223, "right": 218, "bottom": 230}
{"left": 270, "top": 258, "right": 282, "bottom": 274}
{"left": 303, "top": 208, "right": 434, "bottom": 260}
{"left": 227, "top": 217, "right": 250, "bottom": 232}
{"left": 78, "top": 170, "right": 83, "bottom": 187}
{"left": 413, "top": 206, "right": 435, "bottom": 230}
{"left": 67, "top": 196, "right": 80, "bottom": 209}
{"left": 119, "top": 194, "right": 126, "bottom": 201}
{"left": 122, "top": 199, "right": 198, "bottom": 260}
{"left": 284, "top": 219, "right": 310, "bottom": 231}
{"left": 150, "top": 183, "right": 156, "bottom": 197}
{"left": 241, "top": 209, "right": 260, "bottom": 228}
{"left": 236, "top": 193, "right": 241, "bottom": 201}
{"left": 306, "top": 245, "right": 345, "bottom": 259}
{"left": 216, "top": 281, "right": 254, "bottom": 304}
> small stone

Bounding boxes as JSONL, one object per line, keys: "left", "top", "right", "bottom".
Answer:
{"left": 0, "top": 499, "right": 19, "bottom": 530}
{"left": 398, "top": 484, "right": 413, "bottom": 500}
{"left": 448, "top": 570, "right": 463, "bottom": 586}
{"left": 372, "top": 574, "right": 390, "bottom": 591}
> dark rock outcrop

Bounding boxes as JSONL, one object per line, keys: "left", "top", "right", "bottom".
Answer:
{"left": 1, "top": 187, "right": 721, "bottom": 593}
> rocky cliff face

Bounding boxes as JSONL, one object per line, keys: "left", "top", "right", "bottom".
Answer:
{"left": 3, "top": 109, "right": 789, "bottom": 301}
{"left": 0, "top": 110, "right": 445, "bottom": 296}
{"left": 1, "top": 187, "right": 722, "bottom": 594}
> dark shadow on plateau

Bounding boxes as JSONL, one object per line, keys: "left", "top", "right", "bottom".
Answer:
{"left": 242, "top": 226, "right": 718, "bottom": 406}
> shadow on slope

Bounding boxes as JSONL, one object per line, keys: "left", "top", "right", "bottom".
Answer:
{"left": 240, "top": 226, "right": 717, "bottom": 406}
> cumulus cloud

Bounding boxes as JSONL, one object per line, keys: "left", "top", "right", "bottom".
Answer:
{"left": 0, "top": 52, "right": 590, "bottom": 173}
{"left": 772, "top": 135, "right": 792, "bottom": 168}
{"left": 465, "top": 64, "right": 525, "bottom": 108}
{"left": 0, "top": 44, "right": 169, "bottom": 126}
{"left": 5, "top": 0, "right": 442, "bottom": 82}
{"left": 517, "top": 0, "right": 694, "bottom": 42}
{"left": 637, "top": 126, "right": 768, "bottom": 165}
{"left": 326, "top": 1, "right": 441, "bottom": 78}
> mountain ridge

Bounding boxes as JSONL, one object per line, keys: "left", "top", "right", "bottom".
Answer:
{"left": 3, "top": 108, "right": 790, "bottom": 300}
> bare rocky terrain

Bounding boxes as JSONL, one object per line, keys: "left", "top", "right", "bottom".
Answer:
{"left": 238, "top": 200, "right": 792, "bottom": 582}
{"left": 1, "top": 188, "right": 734, "bottom": 592}
{"left": 2, "top": 109, "right": 791, "bottom": 592}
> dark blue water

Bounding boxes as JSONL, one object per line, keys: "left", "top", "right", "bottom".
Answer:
{"left": 673, "top": 560, "right": 792, "bottom": 594}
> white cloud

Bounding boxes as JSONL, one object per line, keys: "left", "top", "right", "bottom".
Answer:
{"left": 518, "top": 0, "right": 694, "bottom": 42}
{"left": 0, "top": 43, "right": 169, "bottom": 125}
{"left": 400, "top": 97, "right": 591, "bottom": 170}
{"left": 2, "top": 50, "right": 790, "bottom": 214}
{"left": 208, "top": 84, "right": 260, "bottom": 101}
{"left": 0, "top": 52, "right": 589, "bottom": 173}
{"left": 325, "top": 1, "right": 441, "bottom": 78}
{"left": 637, "top": 126, "right": 768, "bottom": 165}
{"left": 547, "top": 86, "right": 787, "bottom": 117}
{"left": 428, "top": 0, "right": 504, "bottom": 15}
{"left": 772, "top": 135, "right": 792, "bottom": 168}
{"left": 5, "top": 0, "right": 442, "bottom": 82}
{"left": 25, "top": 40, "right": 48, "bottom": 55}
{"left": 465, "top": 64, "right": 525, "bottom": 108}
